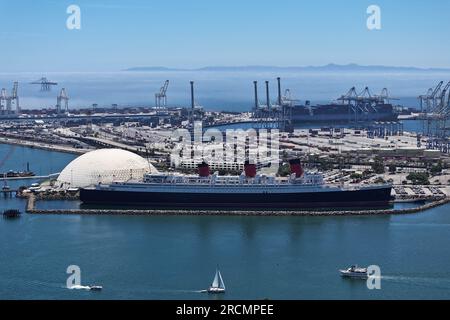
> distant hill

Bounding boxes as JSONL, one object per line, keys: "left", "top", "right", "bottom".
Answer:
{"left": 124, "top": 64, "right": 450, "bottom": 73}
{"left": 125, "top": 66, "right": 184, "bottom": 72}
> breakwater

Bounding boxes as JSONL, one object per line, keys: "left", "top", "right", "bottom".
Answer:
{"left": 25, "top": 195, "right": 450, "bottom": 216}
{"left": 0, "top": 137, "right": 87, "bottom": 155}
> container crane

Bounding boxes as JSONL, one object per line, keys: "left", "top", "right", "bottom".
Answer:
{"left": 56, "top": 88, "right": 69, "bottom": 114}
{"left": 155, "top": 80, "right": 169, "bottom": 109}
{"left": 31, "top": 77, "right": 58, "bottom": 91}
{"left": 0, "top": 82, "right": 19, "bottom": 115}
{"left": 10, "top": 82, "right": 19, "bottom": 113}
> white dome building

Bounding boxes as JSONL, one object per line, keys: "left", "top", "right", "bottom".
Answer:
{"left": 57, "top": 149, "right": 157, "bottom": 188}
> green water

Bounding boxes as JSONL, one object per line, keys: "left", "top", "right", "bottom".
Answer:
{"left": 1, "top": 144, "right": 450, "bottom": 300}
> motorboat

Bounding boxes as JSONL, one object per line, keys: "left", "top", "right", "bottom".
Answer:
{"left": 89, "top": 285, "right": 103, "bottom": 291}
{"left": 339, "top": 265, "right": 368, "bottom": 279}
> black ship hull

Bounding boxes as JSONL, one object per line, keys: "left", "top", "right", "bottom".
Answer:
{"left": 80, "top": 186, "right": 393, "bottom": 209}
{"left": 291, "top": 112, "right": 398, "bottom": 123}
{"left": 291, "top": 103, "right": 398, "bottom": 123}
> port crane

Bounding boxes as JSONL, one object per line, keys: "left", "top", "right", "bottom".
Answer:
{"left": 155, "top": 80, "right": 169, "bottom": 109}
{"left": 10, "top": 82, "right": 19, "bottom": 113}
{"left": 418, "top": 81, "right": 450, "bottom": 152}
{"left": 419, "top": 88, "right": 434, "bottom": 113}
{"left": 337, "top": 87, "right": 397, "bottom": 122}
{"left": 31, "top": 77, "right": 58, "bottom": 91}
{"left": 0, "top": 82, "right": 19, "bottom": 115}
{"left": 0, "top": 88, "right": 9, "bottom": 114}
{"left": 436, "top": 82, "right": 450, "bottom": 138}
{"left": 56, "top": 88, "right": 69, "bottom": 114}
{"left": 421, "top": 81, "right": 443, "bottom": 114}
{"left": 377, "top": 88, "right": 393, "bottom": 104}
{"left": 281, "top": 89, "right": 301, "bottom": 106}
{"left": 419, "top": 81, "right": 446, "bottom": 136}
{"left": 435, "top": 81, "right": 450, "bottom": 115}
{"left": 339, "top": 87, "right": 395, "bottom": 105}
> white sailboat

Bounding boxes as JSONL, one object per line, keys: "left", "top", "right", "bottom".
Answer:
{"left": 207, "top": 268, "right": 226, "bottom": 293}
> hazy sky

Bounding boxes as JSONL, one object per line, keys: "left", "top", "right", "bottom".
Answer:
{"left": 1, "top": 0, "right": 449, "bottom": 72}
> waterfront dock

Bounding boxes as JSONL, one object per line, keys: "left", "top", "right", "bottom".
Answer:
{"left": 0, "top": 173, "right": 59, "bottom": 181}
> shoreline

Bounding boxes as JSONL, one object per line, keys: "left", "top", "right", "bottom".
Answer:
{"left": 26, "top": 196, "right": 450, "bottom": 217}
{"left": 0, "top": 137, "right": 88, "bottom": 155}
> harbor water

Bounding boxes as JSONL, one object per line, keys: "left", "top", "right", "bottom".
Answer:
{"left": 1, "top": 144, "right": 450, "bottom": 299}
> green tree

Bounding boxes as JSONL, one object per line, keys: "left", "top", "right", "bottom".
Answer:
{"left": 430, "top": 162, "right": 443, "bottom": 175}
{"left": 371, "top": 158, "right": 385, "bottom": 174}
{"left": 407, "top": 172, "right": 430, "bottom": 185}
{"left": 278, "top": 163, "right": 292, "bottom": 177}
{"left": 374, "top": 177, "right": 386, "bottom": 184}
{"left": 350, "top": 173, "right": 363, "bottom": 180}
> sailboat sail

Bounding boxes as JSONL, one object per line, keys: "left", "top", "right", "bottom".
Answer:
{"left": 218, "top": 271, "right": 225, "bottom": 290}
{"left": 208, "top": 268, "right": 226, "bottom": 293}
{"left": 211, "top": 270, "right": 220, "bottom": 288}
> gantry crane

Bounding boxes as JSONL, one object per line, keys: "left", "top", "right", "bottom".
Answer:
{"left": 10, "top": 82, "right": 19, "bottom": 113}
{"left": 0, "top": 88, "right": 8, "bottom": 114}
{"left": 31, "top": 77, "right": 58, "bottom": 91}
{"left": 155, "top": 80, "right": 169, "bottom": 109}
{"left": 0, "top": 82, "right": 19, "bottom": 115}
{"left": 419, "top": 81, "right": 446, "bottom": 136}
{"left": 337, "top": 87, "right": 397, "bottom": 122}
{"left": 56, "top": 88, "right": 69, "bottom": 114}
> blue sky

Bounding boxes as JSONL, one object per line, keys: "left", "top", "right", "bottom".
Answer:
{"left": 1, "top": 0, "right": 449, "bottom": 72}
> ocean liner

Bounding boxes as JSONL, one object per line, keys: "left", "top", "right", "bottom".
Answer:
{"left": 80, "top": 160, "right": 393, "bottom": 209}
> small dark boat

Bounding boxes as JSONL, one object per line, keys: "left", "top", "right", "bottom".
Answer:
{"left": 3, "top": 209, "right": 22, "bottom": 218}
{"left": 89, "top": 285, "right": 103, "bottom": 291}
{"left": 0, "top": 170, "right": 35, "bottom": 178}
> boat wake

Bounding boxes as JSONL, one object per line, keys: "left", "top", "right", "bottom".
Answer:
{"left": 381, "top": 275, "right": 450, "bottom": 289}
{"left": 132, "top": 288, "right": 207, "bottom": 294}
{"left": 165, "top": 289, "right": 207, "bottom": 294}
{"left": 68, "top": 285, "right": 92, "bottom": 290}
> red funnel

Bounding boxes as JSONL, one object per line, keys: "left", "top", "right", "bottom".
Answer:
{"left": 198, "top": 161, "right": 210, "bottom": 177}
{"left": 244, "top": 161, "right": 257, "bottom": 178}
{"left": 289, "top": 159, "right": 304, "bottom": 178}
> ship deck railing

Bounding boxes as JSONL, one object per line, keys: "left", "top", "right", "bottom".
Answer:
{"left": 99, "top": 178, "right": 391, "bottom": 192}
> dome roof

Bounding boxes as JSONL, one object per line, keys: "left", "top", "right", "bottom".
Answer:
{"left": 57, "top": 149, "right": 157, "bottom": 188}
